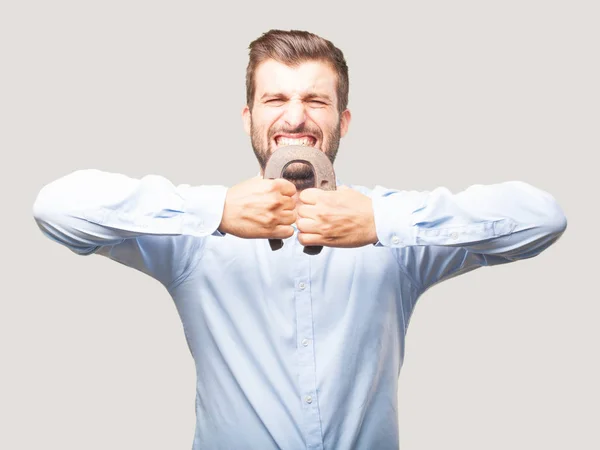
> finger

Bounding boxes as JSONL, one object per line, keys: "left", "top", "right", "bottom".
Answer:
{"left": 297, "top": 232, "right": 323, "bottom": 246}
{"left": 273, "top": 178, "right": 297, "bottom": 197}
{"left": 296, "top": 217, "right": 320, "bottom": 234}
{"left": 272, "top": 225, "right": 295, "bottom": 239}
{"left": 279, "top": 209, "right": 297, "bottom": 225}
{"left": 297, "top": 204, "right": 318, "bottom": 219}
{"left": 279, "top": 195, "right": 297, "bottom": 211}
{"left": 299, "top": 188, "right": 321, "bottom": 204}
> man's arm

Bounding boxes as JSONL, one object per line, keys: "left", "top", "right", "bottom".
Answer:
{"left": 32, "top": 169, "right": 229, "bottom": 287}
{"left": 296, "top": 180, "right": 566, "bottom": 291}
{"left": 33, "top": 169, "right": 299, "bottom": 288}
{"left": 370, "top": 180, "right": 567, "bottom": 291}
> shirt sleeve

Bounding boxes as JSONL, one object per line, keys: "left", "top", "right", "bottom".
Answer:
{"left": 32, "top": 169, "right": 229, "bottom": 288}
{"left": 369, "top": 181, "right": 567, "bottom": 291}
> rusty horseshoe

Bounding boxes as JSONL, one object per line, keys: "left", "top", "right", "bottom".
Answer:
{"left": 263, "top": 145, "right": 336, "bottom": 255}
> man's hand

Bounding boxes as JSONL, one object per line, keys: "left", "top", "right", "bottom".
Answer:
{"left": 296, "top": 186, "right": 379, "bottom": 248}
{"left": 219, "top": 177, "right": 297, "bottom": 239}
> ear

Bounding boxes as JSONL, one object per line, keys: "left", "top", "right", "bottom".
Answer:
{"left": 242, "top": 105, "right": 251, "bottom": 135}
{"left": 340, "top": 109, "right": 352, "bottom": 138}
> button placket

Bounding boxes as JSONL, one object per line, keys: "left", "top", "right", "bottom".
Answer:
{"left": 294, "top": 244, "right": 324, "bottom": 449}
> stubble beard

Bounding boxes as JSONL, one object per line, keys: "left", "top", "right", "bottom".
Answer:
{"left": 250, "top": 121, "right": 341, "bottom": 191}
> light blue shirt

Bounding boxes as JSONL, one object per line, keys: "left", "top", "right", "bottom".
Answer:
{"left": 32, "top": 169, "right": 567, "bottom": 449}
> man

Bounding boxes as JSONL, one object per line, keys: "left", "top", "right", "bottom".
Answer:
{"left": 33, "top": 29, "right": 567, "bottom": 449}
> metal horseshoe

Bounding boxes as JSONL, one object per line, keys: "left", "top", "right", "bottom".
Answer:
{"left": 263, "top": 145, "right": 336, "bottom": 255}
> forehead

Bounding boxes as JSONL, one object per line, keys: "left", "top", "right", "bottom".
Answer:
{"left": 254, "top": 59, "right": 338, "bottom": 97}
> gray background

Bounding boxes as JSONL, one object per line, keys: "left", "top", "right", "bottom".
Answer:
{"left": 1, "top": 1, "right": 597, "bottom": 449}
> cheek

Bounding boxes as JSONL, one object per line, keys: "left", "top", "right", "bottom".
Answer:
{"left": 312, "top": 112, "right": 338, "bottom": 137}
{"left": 255, "top": 111, "right": 282, "bottom": 136}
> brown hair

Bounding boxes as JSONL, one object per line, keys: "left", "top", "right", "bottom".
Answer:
{"left": 246, "top": 29, "right": 349, "bottom": 114}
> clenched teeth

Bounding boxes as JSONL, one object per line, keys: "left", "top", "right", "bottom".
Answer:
{"left": 276, "top": 137, "right": 315, "bottom": 147}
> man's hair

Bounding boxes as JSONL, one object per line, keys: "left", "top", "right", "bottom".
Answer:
{"left": 246, "top": 29, "right": 349, "bottom": 114}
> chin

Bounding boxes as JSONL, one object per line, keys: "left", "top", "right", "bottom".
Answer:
{"left": 282, "top": 163, "right": 314, "bottom": 179}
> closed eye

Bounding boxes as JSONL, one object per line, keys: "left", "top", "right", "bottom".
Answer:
{"left": 265, "top": 98, "right": 286, "bottom": 106}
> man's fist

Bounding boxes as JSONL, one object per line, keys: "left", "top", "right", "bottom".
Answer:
{"left": 296, "top": 186, "right": 379, "bottom": 248}
{"left": 219, "top": 177, "right": 298, "bottom": 239}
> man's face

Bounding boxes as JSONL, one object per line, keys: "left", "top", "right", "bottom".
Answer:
{"left": 243, "top": 59, "right": 351, "bottom": 189}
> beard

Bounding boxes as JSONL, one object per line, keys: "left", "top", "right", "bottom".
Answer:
{"left": 250, "top": 120, "right": 341, "bottom": 191}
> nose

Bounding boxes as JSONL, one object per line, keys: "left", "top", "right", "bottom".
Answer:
{"left": 282, "top": 100, "right": 307, "bottom": 129}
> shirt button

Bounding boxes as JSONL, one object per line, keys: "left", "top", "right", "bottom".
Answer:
{"left": 298, "top": 282, "right": 306, "bottom": 290}
{"left": 450, "top": 232, "right": 459, "bottom": 239}
{"left": 301, "top": 338, "right": 309, "bottom": 347}
{"left": 391, "top": 236, "right": 400, "bottom": 245}
{"left": 305, "top": 395, "right": 313, "bottom": 404}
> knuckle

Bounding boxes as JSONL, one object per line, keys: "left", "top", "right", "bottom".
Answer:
{"left": 265, "top": 180, "right": 279, "bottom": 193}
{"left": 261, "top": 212, "right": 277, "bottom": 227}
{"left": 276, "top": 178, "right": 293, "bottom": 192}
{"left": 282, "top": 213, "right": 294, "bottom": 226}
{"left": 267, "top": 193, "right": 282, "bottom": 210}
{"left": 321, "top": 211, "right": 334, "bottom": 222}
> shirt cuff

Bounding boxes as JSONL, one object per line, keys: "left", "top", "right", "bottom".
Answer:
{"left": 371, "top": 192, "right": 419, "bottom": 248}
{"left": 179, "top": 185, "right": 229, "bottom": 237}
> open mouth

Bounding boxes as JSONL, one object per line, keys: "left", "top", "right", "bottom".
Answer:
{"left": 273, "top": 135, "right": 318, "bottom": 148}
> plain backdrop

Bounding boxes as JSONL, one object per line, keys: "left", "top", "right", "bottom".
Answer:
{"left": 1, "top": 1, "right": 598, "bottom": 449}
